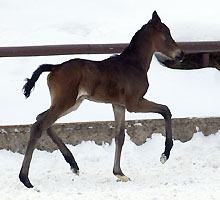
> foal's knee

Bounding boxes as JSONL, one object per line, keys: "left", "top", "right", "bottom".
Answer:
{"left": 160, "top": 105, "right": 172, "bottom": 119}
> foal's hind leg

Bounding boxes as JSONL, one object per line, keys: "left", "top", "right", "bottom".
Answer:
{"left": 47, "top": 128, "right": 79, "bottom": 175}
{"left": 112, "top": 104, "right": 130, "bottom": 182}
{"left": 46, "top": 98, "right": 84, "bottom": 175}
{"left": 19, "top": 108, "right": 60, "bottom": 188}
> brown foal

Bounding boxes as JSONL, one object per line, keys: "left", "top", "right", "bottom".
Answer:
{"left": 19, "top": 11, "right": 184, "bottom": 188}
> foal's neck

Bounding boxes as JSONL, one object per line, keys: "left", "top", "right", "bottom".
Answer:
{"left": 120, "top": 24, "right": 155, "bottom": 72}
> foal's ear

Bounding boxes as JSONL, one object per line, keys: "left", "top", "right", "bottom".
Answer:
{"left": 151, "top": 11, "right": 161, "bottom": 29}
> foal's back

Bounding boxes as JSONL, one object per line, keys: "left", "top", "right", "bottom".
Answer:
{"left": 47, "top": 56, "right": 145, "bottom": 106}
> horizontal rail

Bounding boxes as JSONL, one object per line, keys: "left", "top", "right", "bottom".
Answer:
{"left": 0, "top": 41, "right": 220, "bottom": 57}
{"left": 0, "top": 44, "right": 127, "bottom": 57}
{"left": 178, "top": 41, "right": 220, "bottom": 53}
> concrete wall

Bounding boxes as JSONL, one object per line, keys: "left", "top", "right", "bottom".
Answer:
{"left": 0, "top": 117, "right": 220, "bottom": 154}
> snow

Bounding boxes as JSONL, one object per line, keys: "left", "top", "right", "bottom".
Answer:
{"left": 0, "top": 0, "right": 220, "bottom": 199}
{"left": 1, "top": 132, "right": 220, "bottom": 199}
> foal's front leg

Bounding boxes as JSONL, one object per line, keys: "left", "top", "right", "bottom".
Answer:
{"left": 126, "top": 98, "right": 173, "bottom": 163}
{"left": 112, "top": 104, "right": 130, "bottom": 182}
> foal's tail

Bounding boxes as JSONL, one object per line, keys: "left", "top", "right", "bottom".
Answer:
{"left": 23, "top": 64, "right": 56, "bottom": 98}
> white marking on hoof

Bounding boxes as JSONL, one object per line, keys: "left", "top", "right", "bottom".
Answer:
{"left": 160, "top": 153, "right": 168, "bottom": 164}
{"left": 71, "top": 168, "right": 79, "bottom": 176}
{"left": 116, "top": 175, "right": 131, "bottom": 182}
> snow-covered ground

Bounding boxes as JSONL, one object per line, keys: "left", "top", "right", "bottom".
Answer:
{"left": 1, "top": 132, "right": 220, "bottom": 200}
{"left": 0, "top": 0, "right": 220, "bottom": 199}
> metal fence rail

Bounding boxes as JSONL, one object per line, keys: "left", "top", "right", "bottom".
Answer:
{"left": 0, "top": 44, "right": 127, "bottom": 57}
{"left": 0, "top": 41, "right": 220, "bottom": 57}
{"left": 179, "top": 41, "right": 220, "bottom": 53}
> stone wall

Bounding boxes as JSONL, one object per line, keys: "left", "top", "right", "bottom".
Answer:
{"left": 0, "top": 117, "right": 219, "bottom": 154}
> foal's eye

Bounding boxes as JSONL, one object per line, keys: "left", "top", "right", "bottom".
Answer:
{"left": 165, "top": 33, "right": 171, "bottom": 41}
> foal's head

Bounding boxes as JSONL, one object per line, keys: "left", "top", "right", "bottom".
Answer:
{"left": 150, "top": 11, "right": 184, "bottom": 61}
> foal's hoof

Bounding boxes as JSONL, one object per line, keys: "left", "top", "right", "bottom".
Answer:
{"left": 160, "top": 153, "right": 168, "bottom": 164}
{"left": 71, "top": 167, "right": 79, "bottom": 176}
{"left": 19, "top": 173, "right": 34, "bottom": 188}
{"left": 115, "top": 175, "right": 131, "bottom": 182}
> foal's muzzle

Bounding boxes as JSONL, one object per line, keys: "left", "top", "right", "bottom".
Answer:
{"left": 155, "top": 50, "right": 184, "bottom": 68}
{"left": 175, "top": 50, "right": 184, "bottom": 61}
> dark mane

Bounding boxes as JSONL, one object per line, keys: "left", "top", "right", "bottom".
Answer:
{"left": 121, "top": 21, "right": 151, "bottom": 55}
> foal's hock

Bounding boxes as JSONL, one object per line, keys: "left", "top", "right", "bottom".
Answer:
{"left": 19, "top": 11, "right": 183, "bottom": 188}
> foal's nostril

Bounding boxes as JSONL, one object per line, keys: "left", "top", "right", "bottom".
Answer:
{"left": 176, "top": 51, "right": 184, "bottom": 61}
{"left": 180, "top": 51, "right": 184, "bottom": 59}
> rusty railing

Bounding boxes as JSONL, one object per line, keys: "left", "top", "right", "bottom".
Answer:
{"left": 0, "top": 41, "right": 220, "bottom": 67}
